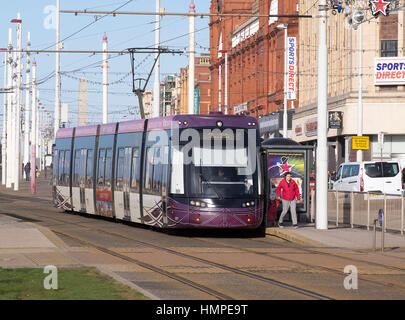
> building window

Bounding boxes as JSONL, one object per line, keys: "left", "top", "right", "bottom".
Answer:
{"left": 381, "top": 40, "right": 398, "bottom": 57}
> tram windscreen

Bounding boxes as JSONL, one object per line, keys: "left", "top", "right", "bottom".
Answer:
{"left": 185, "top": 145, "right": 257, "bottom": 198}
{"left": 170, "top": 127, "right": 258, "bottom": 198}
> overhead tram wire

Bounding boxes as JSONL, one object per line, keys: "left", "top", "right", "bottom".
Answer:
{"left": 60, "top": 10, "right": 313, "bottom": 19}
{"left": 40, "top": 0, "right": 136, "bottom": 51}
{"left": 24, "top": 0, "right": 136, "bottom": 88}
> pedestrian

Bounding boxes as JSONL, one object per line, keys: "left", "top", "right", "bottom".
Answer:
{"left": 276, "top": 172, "right": 301, "bottom": 229}
{"left": 309, "top": 170, "right": 316, "bottom": 197}
{"left": 24, "top": 162, "right": 31, "bottom": 181}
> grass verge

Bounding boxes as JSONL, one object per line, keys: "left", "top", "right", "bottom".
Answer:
{"left": 0, "top": 267, "right": 149, "bottom": 300}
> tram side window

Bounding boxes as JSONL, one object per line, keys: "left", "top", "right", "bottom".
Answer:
{"left": 144, "top": 147, "right": 163, "bottom": 194}
{"left": 131, "top": 148, "right": 139, "bottom": 191}
{"left": 86, "top": 149, "right": 94, "bottom": 188}
{"left": 64, "top": 151, "right": 71, "bottom": 186}
{"left": 152, "top": 148, "right": 162, "bottom": 192}
{"left": 97, "top": 149, "right": 105, "bottom": 186}
{"left": 73, "top": 150, "right": 81, "bottom": 187}
{"left": 105, "top": 149, "right": 113, "bottom": 188}
{"left": 58, "top": 150, "right": 65, "bottom": 185}
{"left": 116, "top": 148, "right": 125, "bottom": 191}
{"left": 144, "top": 147, "right": 154, "bottom": 191}
{"left": 161, "top": 146, "right": 169, "bottom": 194}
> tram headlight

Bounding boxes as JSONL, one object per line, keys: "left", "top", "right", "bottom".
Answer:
{"left": 190, "top": 200, "right": 208, "bottom": 208}
{"left": 216, "top": 120, "right": 223, "bottom": 128}
{"left": 242, "top": 201, "right": 255, "bottom": 208}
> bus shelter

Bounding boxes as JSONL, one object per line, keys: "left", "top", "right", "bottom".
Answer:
{"left": 261, "top": 138, "right": 314, "bottom": 223}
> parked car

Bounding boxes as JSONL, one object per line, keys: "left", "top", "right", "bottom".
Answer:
{"left": 332, "top": 161, "right": 403, "bottom": 195}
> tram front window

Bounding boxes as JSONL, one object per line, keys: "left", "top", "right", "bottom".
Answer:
{"left": 188, "top": 147, "right": 257, "bottom": 199}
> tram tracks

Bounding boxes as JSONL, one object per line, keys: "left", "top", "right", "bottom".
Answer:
{"left": 52, "top": 230, "right": 234, "bottom": 300}
{"left": 51, "top": 229, "right": 331, "bottom": 300}
{"left": 190, "top": 237, "right": 405, "bottom": 291}
{"left": 8, "top": 206, "right": 405, "bottom": 298}
{"left": 6, "top": 209, "right": 332, "bottom": 300}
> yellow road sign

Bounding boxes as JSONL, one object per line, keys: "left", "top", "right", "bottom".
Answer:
{"left": 352, "top": 136, "right": 369, "bottom": 150}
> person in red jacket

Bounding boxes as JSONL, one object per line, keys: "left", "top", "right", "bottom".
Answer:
{"left": 276, "top": 172, "right": 301, "bottom": 228}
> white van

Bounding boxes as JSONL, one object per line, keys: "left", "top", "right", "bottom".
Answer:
{"left": 333, "top": 161, "right": 403, "bottom": 195}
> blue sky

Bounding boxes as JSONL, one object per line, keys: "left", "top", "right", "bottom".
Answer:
{"left": 1, "top": 0, "right": 211, "bottom": 126}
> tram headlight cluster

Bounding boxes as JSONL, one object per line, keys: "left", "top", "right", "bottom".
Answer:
{"left": 190, "top": 200, "right": 207, "bottom": 208}
{"left": 242, "top": 201, "right": 255, "bottom": 208}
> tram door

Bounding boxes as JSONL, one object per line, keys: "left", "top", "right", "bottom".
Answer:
{"left": 79, "top": 149, "right": 87, "bottom": 212}
{"left": 123, "top": 147, "right": 132, "bottom": 219}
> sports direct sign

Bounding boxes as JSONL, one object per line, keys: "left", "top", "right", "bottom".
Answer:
{"left": 374, "top": 57, "right": 405, "bottom": 85}
{"left": 287, "top": 37, "right": 296, "bottom": 100}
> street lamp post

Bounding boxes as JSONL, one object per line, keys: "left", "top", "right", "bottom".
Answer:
{"left": 188, "top": 0, "right": 195, "bottom": 115}
{"left": 316, "top": 0, "right": 329, "bottom": 230}
{"left": 277, "top": 23, "right": 288, "bottom": 138}
{"left": 218, "top": 49, "right": 228, "bottom": 114}
{"left": 357, "top": 20, "right": 363, "bottom": 162}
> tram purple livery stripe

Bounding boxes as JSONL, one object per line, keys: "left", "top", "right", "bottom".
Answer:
{"left": 100, "top": 123, "right": 117, "bottom": 135}
{"left": 75, "top": 125, "right": 98, "bottom": 137}
{"left": 147, "top": 116, "right": 175, "bottom": 131}
{"left": 56, "top": 128, "right": 74, "bottom": 139}
{"left": 173, "top": 114, "right": 257, "bottom": 129}
{"left": 118, "top": 120, "right": 145, "bottom": 133}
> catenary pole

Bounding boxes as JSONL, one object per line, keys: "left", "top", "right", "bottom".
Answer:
{"left": 36, "top": 90, "right": 40, "bottom": 166}
{"left": 31, "top": 58, "right": 36, "bottom": 194}
{"left": 10, "top": 50, "right": 17, "bottom": 189}
{"left": 218, "top": 64, "right": 222, "bottom": 112}
{"left": 24, "top": 32, "right": 31, "bottom": 168}
{"left": 54, "top": 0, "right": 61, "bottom": 138}
{"left": 6, "top": 28, "right": 13, "bottom": 188}
{"left": 102, "top": 32, "right": 108, "bottom": 124}
{"left": 224, "top": 52, "right": 228, "bottom": 115}
{"left": 153, "top": 0, "right": 160, "bottom": 117}
{"left": 188, "top": 0, "right": 195, "bottom": 115}
{"left": 316, "top": 0, "right": 328, "bottom": 230}
{"left": 14, "top": 13, "right": 22, "bottom": 191}
{"left": 2, "top": 53, "right": 7, "bottom": 185}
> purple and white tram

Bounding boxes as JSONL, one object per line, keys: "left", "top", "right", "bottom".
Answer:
{"left": 52, "top": 112, "right": 264, "bottom": 229}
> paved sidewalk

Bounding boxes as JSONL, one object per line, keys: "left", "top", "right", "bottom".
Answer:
{"left": 0, "top": 215, "right": 157, "bottom": 299}
{"left": 266, "top": 223, "right": 405, "bottom": 249}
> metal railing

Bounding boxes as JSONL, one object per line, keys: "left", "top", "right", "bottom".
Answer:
{"left": 311, "top": 190, "right": 405, "bottom": 235}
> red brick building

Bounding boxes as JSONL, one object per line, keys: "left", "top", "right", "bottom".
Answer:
{"left": 209, "top": 0, "right": 299, "bottom": 132}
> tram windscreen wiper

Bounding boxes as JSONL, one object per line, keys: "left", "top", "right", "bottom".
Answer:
{"left": 199, "top": 173, "right": 224, "bottom": 200}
